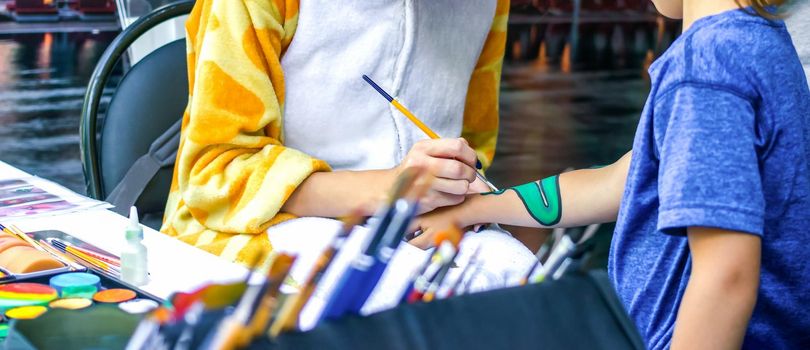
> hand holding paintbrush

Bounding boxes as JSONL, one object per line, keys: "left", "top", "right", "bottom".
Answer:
{"left": 363, "top": 75, "right": 498, "bottom": 212}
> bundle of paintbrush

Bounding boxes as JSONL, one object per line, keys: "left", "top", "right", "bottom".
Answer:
{"left": 268, "top": 211, "right": 365, "bottom": 337}
{"left": 520, "top": 224, "right": 601, "bottom": 285}
{"left": 398, "top": 226, "right": 483, "bottom": 304}
{"left": 268, "top": 169, "right": 495, "bottom": 334}
{"left": 125, "top": 251, "right": 298, "bottom": 350}
{"left": 316, "top": 168, "right": 429, "bottom": 322}
{"left": 46, "top": 238, "right": 121, "bottom": 278}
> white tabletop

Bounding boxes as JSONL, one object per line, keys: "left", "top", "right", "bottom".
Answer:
{"left": 0, "top": 161, "right": 247, "bottom": 299}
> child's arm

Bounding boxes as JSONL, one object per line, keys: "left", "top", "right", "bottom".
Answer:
{"left": 670, "top": 227, "right": 760, "bottom": 350}
{"left": 410, "top": 151, "right": 632, "bottom": 248}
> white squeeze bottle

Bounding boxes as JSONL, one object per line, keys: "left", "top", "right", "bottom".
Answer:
{"left": 121, "top": 206, "right": 149, "bottom": 286}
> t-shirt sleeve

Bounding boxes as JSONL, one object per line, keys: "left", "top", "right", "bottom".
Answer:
{"left": 656, "top": 83, "right": 765, "bottom": 236}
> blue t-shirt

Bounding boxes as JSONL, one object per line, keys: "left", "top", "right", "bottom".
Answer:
{"left": 609, "top": 9, "right": 810, "bottom": 350}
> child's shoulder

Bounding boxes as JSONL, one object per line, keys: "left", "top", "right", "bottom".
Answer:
{"left": 651, "top": 9, "right": 794, "bottom": 100}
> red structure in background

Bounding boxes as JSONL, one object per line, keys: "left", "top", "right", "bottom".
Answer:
{"left": 512, "top": 0, "right": 658, "bottom": 14}
{"left": 9, "top": 0, "right": 58, "bottom": 14}
{"left": 4, "top": 0, "right": 115, "bottom": 15}
{"left": 77, "top": 0, "right": 115, "bottom": 14}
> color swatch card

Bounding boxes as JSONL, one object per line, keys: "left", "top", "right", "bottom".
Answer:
{"left": 0, "top": 177, "right": 108, "bottom": 221}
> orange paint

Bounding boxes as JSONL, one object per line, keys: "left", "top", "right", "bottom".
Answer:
{"left": 93, "top": 289, "right": 136, "bottom": 303}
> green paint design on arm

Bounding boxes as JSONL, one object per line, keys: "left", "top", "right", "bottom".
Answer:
{"left": 483, "top": 175, "right": 562, "bottom": 226}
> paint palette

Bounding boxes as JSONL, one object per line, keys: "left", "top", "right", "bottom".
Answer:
{"left": 0, "top": 230, "right": 161, "bottom": 304}
{"left": 0, "top": 273, "right": 162, "bottom": 340}
{"left": 0, "top": 230, "right": 110, "bottom": 284}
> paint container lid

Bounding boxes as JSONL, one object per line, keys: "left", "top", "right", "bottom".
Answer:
{"left": 49, "top": 273, "right": 100, "bottom": 298}
{"left": 118, "top": 299, "right": 159, "bottom": 314}
{"left": 5, "top": 305, "right": 47, "bottom": 320}
{"left": 49, "top": 298, "right": 93, "bottom": 310}
{"left": 93, "top": 288, "right": 136, "bottom": 303}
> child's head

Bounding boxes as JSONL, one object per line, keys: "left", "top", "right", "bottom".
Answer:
{"left": 651, "top": 0, "right": 787, "bottom": 19}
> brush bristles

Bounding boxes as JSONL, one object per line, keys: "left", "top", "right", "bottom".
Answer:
{"left": 388, "top": 168, "right": 422, "bottom": 202}
{"left": 338, "top": 209, "right": 366, "bottom": 237}
{"left": 406, "top": 173, "right": 433, "bottom": 202}
{"left": 433, "top": 225, "right": 463, "bottom": 247}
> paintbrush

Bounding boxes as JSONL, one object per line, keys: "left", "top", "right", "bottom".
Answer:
{"left": 245, "top": 254, "right": 296, "bottom": 340}
{"left": 439, "top": 246, "right": 481, "bottom": 299}
{"left": 2, "top": 224, "right": 51, "bottom": 254}
{"left": 519, "top": 259, "right": 542, "bottom": 286}
{"left": 49, "top": 239, "right": 120, "bottom": 275}
{"left": 548, "top": 223, "right": 601, "bottom": 280}
{"left": 404, "top": 228, "right": 462, "bottom": 303}
{"left": 362, "top": 75, "right": 499, "bottom": 192}
{"left": 37, "top": 239, "right": 85, "bottom": 271}
{"left": 421, "top": 226, "right": 463, "bottom": 302}
{"left": 269, "top": 211, "right": 365, "bottom": 337}
{"left": 180, "top": 250, "right": 268, "bottom": 350}
{"left": 64, "top": 244, "right": 120, "bottom": 266}
{"left": 0, "top": 224, "right": 81, "bottom": 271}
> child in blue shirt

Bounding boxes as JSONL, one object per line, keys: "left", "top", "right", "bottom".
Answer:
{"left": 412, "top": 0, "right": 809, "bottom": 348}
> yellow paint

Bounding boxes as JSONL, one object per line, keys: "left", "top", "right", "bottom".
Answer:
{"left": 49, "top": 298, "right": 93, "bottom": 310}
{"left": 5, "top": 305, "right": 47, "bottom": 320}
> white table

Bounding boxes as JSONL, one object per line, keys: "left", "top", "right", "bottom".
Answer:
{"left": 0, "top": 161, "right": 537, "bottom": 322}
{"left": 0, "top": 161, "right": 247, "bottom": 299}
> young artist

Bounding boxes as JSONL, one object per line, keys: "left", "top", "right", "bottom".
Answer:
{"left": 161, "top": 0, "right": 536, "bottom": 275}
{"left": 413, "top": 0, "right": 810, "bottom": 348}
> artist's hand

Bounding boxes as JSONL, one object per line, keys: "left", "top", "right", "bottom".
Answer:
{"left": 396, "top": 138, "right": 480, "bottom": 214}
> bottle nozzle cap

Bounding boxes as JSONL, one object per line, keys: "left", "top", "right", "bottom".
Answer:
{"left": 129, "top": 206, "right": 139, "bottom": 228}
{"left": 127, "top": 206, "right": 143, "bottom": 240}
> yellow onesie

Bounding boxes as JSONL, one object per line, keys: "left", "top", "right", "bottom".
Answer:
{"left": 161, "top": 0, "right": 510, "bottom": 265}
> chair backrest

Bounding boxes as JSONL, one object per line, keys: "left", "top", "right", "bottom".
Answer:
{"left": 100, "top": 39, "right": 187, "bottom": 229}
{"left": 80, "top": 0, "right": 194, "bottom": 229}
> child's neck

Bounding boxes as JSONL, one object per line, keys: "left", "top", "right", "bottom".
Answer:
{"left": 682, "top": 0, "right": 749, "bottom": 32}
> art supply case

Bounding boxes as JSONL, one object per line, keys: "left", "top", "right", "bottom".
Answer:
{"left": 0, "top": 230, "right": 161, "bottom": 303}
{"left": 257, "top": 270, "right": 644, "bottom": 350}
{"left": 0, "top": 231, "right": 161, "bottom": 349}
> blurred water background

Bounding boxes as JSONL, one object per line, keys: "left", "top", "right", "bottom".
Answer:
{"left": 0, "top": 1, "right": 681, "bottom": 255}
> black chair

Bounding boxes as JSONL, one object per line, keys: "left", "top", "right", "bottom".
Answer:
{"left": 80, "top": 0, "right": 194, "bottom": 230}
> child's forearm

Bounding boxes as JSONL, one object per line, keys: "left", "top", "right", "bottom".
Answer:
{"left": 456, "top": 151, "right": 632, "bottom": 228}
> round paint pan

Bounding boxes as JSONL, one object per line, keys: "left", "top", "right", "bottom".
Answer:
{"left": 49, "top": 298, "right": 93, "bottom": 310}
{"left": 5, "top": 305, "right": 47, "bottom": 320}
{"left": 93, "top": 289, "right": 136, "bottom": 303}
{"left": 49, "top": 273, "right": 101, "bottom": 298}
{"left": 0, "top": 283, "right": 57, "bottom": 312}
{"left": 118, "top": 299, "right": 159, "bottom": 314}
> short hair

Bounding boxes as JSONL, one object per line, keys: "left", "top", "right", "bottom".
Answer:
{"left": 737, "top": 0, "right": 788, "bottom": 19}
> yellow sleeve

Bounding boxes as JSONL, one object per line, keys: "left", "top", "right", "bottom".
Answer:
{"left": 171, "top": 0, "right": 330, "bottom": 235}
{"left": 461, "top": 0, "right": 509, "bottom": 171}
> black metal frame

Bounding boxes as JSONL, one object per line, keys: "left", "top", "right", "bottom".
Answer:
{"left": 80, "top": 0, "right": 195, "bottom": 200}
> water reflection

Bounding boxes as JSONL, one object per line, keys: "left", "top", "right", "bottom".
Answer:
{"left": 490, "top": 18, "right": 679, "bottom": 253}
{"left": 0, "top": 31, "right": 117, "bottom": 193}
{"left": 0, "top": 14, "right": 680, "bottom": 257}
